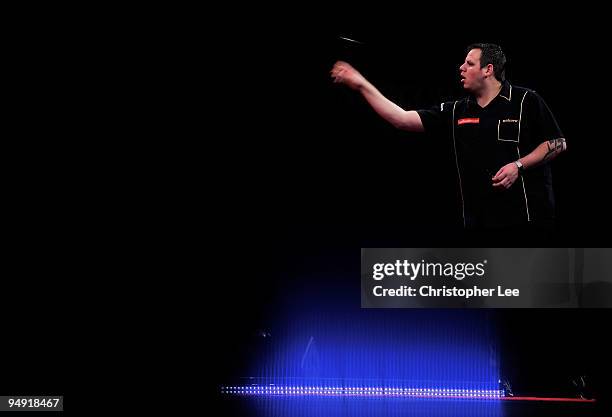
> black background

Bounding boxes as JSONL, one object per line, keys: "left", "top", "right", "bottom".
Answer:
{"left": 10, "top": 5, "right": 607, "bottom": 414}
{"left": 214, "top": 10, "right": 612, "bottom": 416}
{"left": 219, "top": 12, "right": 612, "bottom": 246}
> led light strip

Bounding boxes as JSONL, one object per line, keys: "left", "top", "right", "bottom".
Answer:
{"left": 220, "top": 385, "right": 504, "bottom": 399}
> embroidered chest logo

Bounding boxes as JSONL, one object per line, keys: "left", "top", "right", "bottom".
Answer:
{"left": 502, "top": 119, "right": 519, "bottom": 123}
{"left": 457, "top": 118, "right": 480, "bottom": 125}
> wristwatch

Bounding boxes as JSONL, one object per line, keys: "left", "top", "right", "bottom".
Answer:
{"left": 514, "top": 160, "right": 524, "bottom": 173}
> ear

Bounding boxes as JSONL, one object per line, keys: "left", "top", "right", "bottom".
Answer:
{"left": 485, "top": 64, "right": 495, "bottom": 77}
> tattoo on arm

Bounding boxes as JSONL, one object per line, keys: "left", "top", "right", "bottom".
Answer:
{"left": 543, "top": 138, "right": 566, "bottom": 161}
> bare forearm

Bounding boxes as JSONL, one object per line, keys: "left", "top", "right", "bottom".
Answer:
{"left": 519, "top": 138, "right": 567, "bottom": 170}
{"left": 358, "top": 80, "right": 424, "bottom": 132}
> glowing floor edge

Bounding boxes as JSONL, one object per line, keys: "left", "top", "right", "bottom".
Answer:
{"left": 220, "top": 385, "right": 595, "bottom": 402}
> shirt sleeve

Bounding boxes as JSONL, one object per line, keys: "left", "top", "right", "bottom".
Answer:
{"left": 416, "top": 101, "right": 455, "bottom": 135}
{"left": 523, "top": 91, "right": 564, "bottom": 147}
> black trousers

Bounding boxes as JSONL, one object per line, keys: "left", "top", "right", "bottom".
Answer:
{"left": 462, "top": 219, "right": 556, "bottom": 246}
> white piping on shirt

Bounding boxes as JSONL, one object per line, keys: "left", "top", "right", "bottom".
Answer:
{"left": 518, "top": 91, "right": 528, "bottom": 143}
{"left": 451, "top": 101, "right": 465, "bottom": 227}
{"left": 517, "top": 147, "right": 531, "bottom": 222}
{"left": 500, "top": 84, "right": 513, "bottom": 101}
{"left": 518, "top": 90, "right": 530, "bottom": 221}
{"left": 497, "top": 119, "right": 519, "bottom": 143}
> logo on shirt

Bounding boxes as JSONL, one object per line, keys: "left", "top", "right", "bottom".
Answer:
{"left": 457, "top": 118, "right": 480, "bottom": 125}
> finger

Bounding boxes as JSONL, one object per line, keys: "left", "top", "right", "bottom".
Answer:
{"left": 494, "top": 177, "right": 508, "bottom": 187}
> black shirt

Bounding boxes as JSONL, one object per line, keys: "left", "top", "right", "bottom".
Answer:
{"left": 417, "top": 81, "right": 564, "bottom": 229}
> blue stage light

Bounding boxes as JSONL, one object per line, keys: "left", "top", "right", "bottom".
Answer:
{"left": 221, "top": 383, "right": 505, "bottom": 399}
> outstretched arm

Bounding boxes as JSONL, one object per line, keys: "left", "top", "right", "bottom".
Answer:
{"left": 330, "top": 61, "right": 424, "bottom": 132}
{"left": 492, "top": 138, "right": 567, "bottom": 189}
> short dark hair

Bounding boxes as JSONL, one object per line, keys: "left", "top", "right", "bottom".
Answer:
{"left": 467, "top": 43, "right": 506, "bottom": 81}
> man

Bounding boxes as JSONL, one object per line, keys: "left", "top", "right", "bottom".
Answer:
{"left": 331, "top": 43, "right": 566, "bottom": 232}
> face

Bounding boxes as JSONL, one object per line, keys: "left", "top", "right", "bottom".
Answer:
{"left": 459, "top": 49, "right": 488, "bottom": 92}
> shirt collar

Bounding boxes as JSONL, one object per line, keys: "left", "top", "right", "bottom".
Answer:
{"left": 498, "top": 80, "right": 512, "bottom": 102}
{"left": 467, "top": 80, "right": 512, "bottom": 108}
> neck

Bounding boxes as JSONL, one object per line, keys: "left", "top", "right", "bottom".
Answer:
{"left": 475, "top": 79, "right": 503, "bottom": 107}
